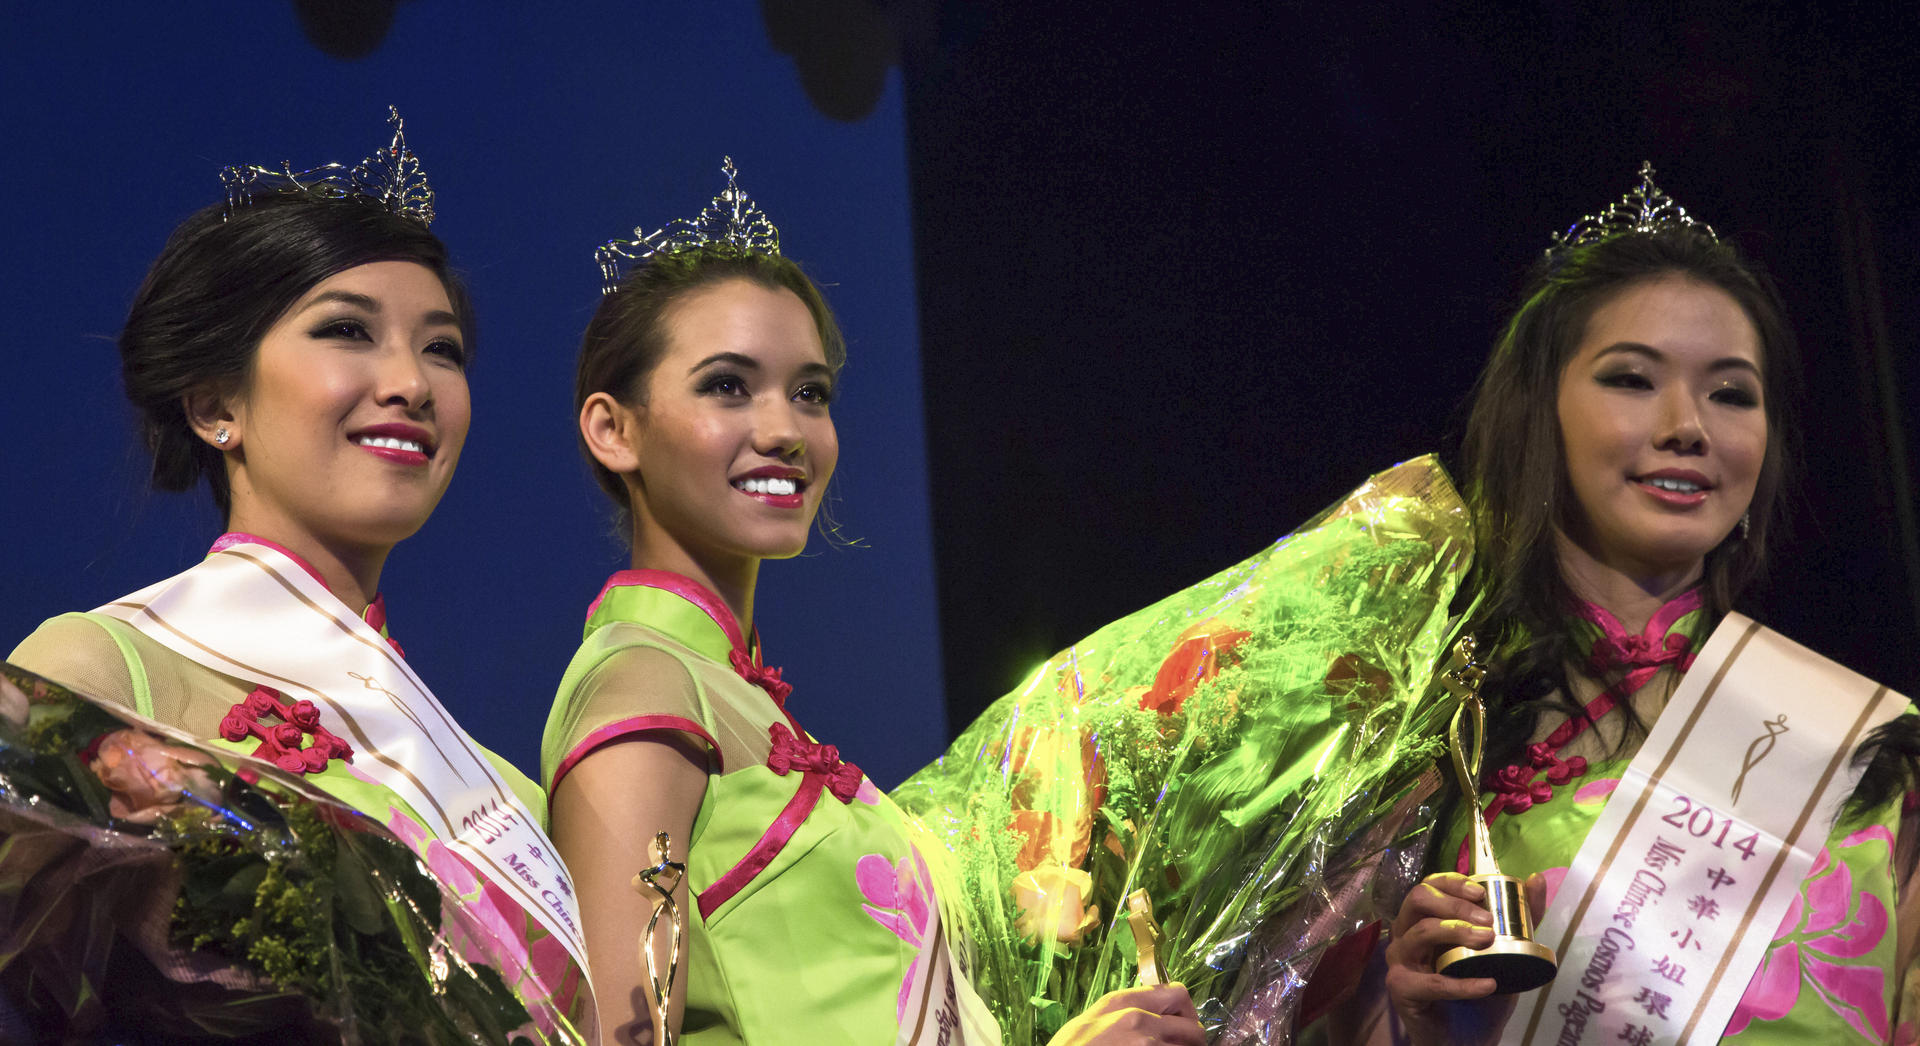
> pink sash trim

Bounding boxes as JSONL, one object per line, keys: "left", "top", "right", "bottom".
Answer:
{"left": 549, "top": 714, "right": 724, "bottom": 793}
{"left": 697, "top": 770, "right": 824, "bottom": 920}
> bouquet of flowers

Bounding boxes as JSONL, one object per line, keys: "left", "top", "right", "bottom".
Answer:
{"left": 0, "top": 661, "right": 584, "bottom": 1045}
{"left": 894, "top": 456, "right": 1472, "bottom": 1044}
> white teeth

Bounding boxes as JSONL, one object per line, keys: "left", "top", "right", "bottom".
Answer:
{"left": 1643, "top": 476, "right": 1702, "bottom": 493}
{"left": 734, "top": 477, "right": 799, "bottom": 496}
{"left": 356, "top": 436, "right": 425, "bottom": 454}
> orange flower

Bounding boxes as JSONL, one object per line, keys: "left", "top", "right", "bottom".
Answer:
{"left": 1325, "top": 653, "right": 1395, "bottom": 718}
{"left": 1010, "top": 809, "right": 1087, "bottom": 871}
{"left": 1005, "top": 725, "right": 1108, "bottom": 873}
{"left": 1011, "top": 865, "right": 1100, "bottom": 945}
{"left": 1324, "top": 653, "right": 1392, "bottom": 696}
{"left": 1139, "top": 621, "right": 1252, "bottom": 715}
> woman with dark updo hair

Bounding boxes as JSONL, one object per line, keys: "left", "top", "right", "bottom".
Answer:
{"left": 7, "top": 115, "right": 595, "bottom": 1041}
{"left": 119, "top": 194, "right": 474, "bottom": 521}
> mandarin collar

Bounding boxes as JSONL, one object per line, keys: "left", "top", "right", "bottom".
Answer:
{"left": 583, "top": 569, "right": 762, "bottom": 667}
{"left": 1570, "top": 586, "right": 1708, "bottom": 670}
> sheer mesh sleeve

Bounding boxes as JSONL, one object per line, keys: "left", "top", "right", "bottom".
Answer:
{"left": 9, "top": 614, "right": 143, "bottom": 713}
{"left": 9, "top": 612, "right": 253, "bottom": 735}
{"left": 544, "top": 642, "right": 716, "bottom": 793}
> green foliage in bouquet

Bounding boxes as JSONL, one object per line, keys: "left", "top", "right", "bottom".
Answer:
{"left": 895, "top": 456, "right": 1473, "bottom": 1043}
{"left": 0, "top": 664, "right": 545, "bottom": 1044}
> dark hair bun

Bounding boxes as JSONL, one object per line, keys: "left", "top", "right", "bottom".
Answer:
{"left": 119, "top": 193, "right": 470, "bottom": 516}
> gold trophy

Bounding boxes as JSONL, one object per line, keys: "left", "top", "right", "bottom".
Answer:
{"left": 632, "top": 831, "right": 688, "bottom": 1045}
{"left": 1125, "top": 888, "right": 1167, "bottom": 987}
{"left": 1434, "top": 635, "right": 1558, "bottom": 993}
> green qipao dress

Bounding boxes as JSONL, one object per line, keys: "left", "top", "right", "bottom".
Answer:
{"left": 8, "top": 533, "right": 592, "bottom": 1040}
{"left": 542, "top": 570, "right": 997, "bottom": 1045}
{"left": 1443, "top": 589, "right": 1919, "bottom": 1044}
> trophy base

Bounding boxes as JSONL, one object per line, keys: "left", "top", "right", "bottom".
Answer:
{"left": 1437, "top": 937, "right": 1559, "bottom": 994}
{"left": 1435, "top": 873, "right": 1558, "bottom": 994}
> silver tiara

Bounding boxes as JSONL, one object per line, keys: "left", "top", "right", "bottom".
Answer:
{"left": 1548, "top": 162, "right": 1714, "bottom": 257}
{"left": 220, "top": 106, "right": 435, "bottom": 227}
{"left": 595, "top": 157, "right": 782, "bottom": 295}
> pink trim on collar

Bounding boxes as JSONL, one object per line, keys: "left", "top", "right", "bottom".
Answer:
{"left": 211, "top": 533, "right": 330, "bottom": 591}
{"left": 363, "top": 593, "right": 391, "bottom": 635}
{"left": 1572, "top": 586, "right": 1704, "bottom": 641}
{"left": 584, "top": 569, "right": 802, "bottom": 738}
{"left": 586, "top": 569, "right": 751, "bottom": 654}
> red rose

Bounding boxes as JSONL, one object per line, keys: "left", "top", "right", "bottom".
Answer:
{"left": 271, "top": 723, "right": 304, "bottom": 748}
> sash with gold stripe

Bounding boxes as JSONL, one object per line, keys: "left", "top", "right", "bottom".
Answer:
{"left": 1503, "top": 613, "right": 1908, "bottom": 1046}
{"left": 93, "top": 540, "right": 595, "bottom": 1014}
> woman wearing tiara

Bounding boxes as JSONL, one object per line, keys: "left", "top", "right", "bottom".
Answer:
{"left": 6, "top": 112, "right": 593, "bottom": 1041}
{"left": 542, "top": 162, "right": 1207, "bottom": 1044}
{"left": 1339, "top": 168, "right": 1920, "bottom": 1045}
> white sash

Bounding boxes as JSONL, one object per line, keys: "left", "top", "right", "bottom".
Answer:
{"left": 1503, "top": 614, "right": 1908, "bottom": 1046}
{"left": 893, "top": 904, "right": 1002, "bottom": 1045}
{"left": 93, "top": 541, "right": 594, "bottom": 988}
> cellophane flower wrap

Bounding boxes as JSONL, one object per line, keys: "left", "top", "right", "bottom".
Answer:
{"left": 893, "top": 456, "right": 1471, "bottom": 1043}
{"left": 0, "top": 662, "right": 585, "bottom": 1045}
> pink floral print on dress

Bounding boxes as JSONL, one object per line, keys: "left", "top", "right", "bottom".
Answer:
{"left": 857, "top": 848, "right": 938, "bottom": 1023}
{"left": 383, "top": 806, "right": 563, "bottom": 1012}
{"left": 1725, "top": 828, "right": 1894, "bottom": 1041}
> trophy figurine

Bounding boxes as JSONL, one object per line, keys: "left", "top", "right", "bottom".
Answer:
{"left": 1434, "top": 635, "right": 1559, "bottom": 993}
{"left": 632, "top": 831, "right": 688, "bottom": 1045}
{"left": 1125, "top": 888, "right": 1167, "bottom": 987}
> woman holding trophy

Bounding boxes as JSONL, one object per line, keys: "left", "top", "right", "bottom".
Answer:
{"left": 542, "top": 161, "right": 1207, "bottom": 1045}
{"left": 1357, "top": 167, "right": 1920, "bottom": 1045}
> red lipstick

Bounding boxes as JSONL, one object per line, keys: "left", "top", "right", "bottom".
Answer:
{"left": 731, "top": 466, "right": 807, "bottom": 509}
{"left": 350, "top": 423, "right": 435, "bottom": 467}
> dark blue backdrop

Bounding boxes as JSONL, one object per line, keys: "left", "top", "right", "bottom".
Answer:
{"left": 1, "top": 2, "right": 944, "bottom": 787}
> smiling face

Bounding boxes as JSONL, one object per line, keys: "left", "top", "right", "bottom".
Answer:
{"left": 623, "top": 278, "right": 839, "bottom": 577}
{"left": 219, "top": 260, "right": 470, "bottom": 557}
{"left": 1556, "top": 275, "right": 1768, "bottom": 587}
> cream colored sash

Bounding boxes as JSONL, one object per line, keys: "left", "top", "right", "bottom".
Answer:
{"left": 1504, "top": 614, "right": 1907, "bottom": 1045}
{"left": 890, "top": 897, "right": 1006, "bottom": 1045}
{"left": 94, "top": 540, "right": 594, "bottom": 987}
{"left": 894, "top": 822, "right": 1002, "bottom": 1045}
